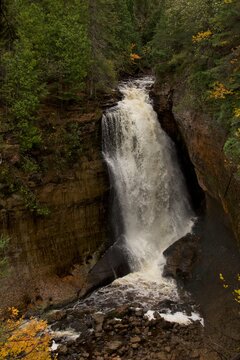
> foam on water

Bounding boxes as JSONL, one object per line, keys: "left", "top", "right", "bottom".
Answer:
{"left": 50, "top": 329, "right": 80, "bottom": 341}
{"left": 74, "top": 77, "right": 199, "bottom": 324}
{"left": 159, "top": 311, "right": 204, "bottom": 326}
{"left": 102, "top": 76, "right": 194, "bottom": 292}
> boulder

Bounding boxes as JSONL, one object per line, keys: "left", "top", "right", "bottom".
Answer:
{"left": 163, "top": 233, "right": 200, "bottom": 280}
{"left": 92, "top": 312, "right": 105, "bottom": 333}
{"left": 106, "top": 340, "right": 123, "bottom": 351}
{"left": 80, "top": 239, "right": 131, "bottom": 296}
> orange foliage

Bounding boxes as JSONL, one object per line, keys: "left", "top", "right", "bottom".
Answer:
{"left": 0, "top": 308, "right": 53, "bottom": 360}
{"left": 130, "top": 53, "right": 141, "bottom": 62}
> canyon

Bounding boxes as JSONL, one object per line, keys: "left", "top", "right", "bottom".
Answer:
{"left": 0, "top": 77, "right": 239, "bottom": 359}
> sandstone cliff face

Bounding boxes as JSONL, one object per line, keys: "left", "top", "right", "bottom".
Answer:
{"left": 0, "top": 107, "right": 109, "bottom": 309}
{"left": 153, "top": 84, "right": 240, "bottom": 243}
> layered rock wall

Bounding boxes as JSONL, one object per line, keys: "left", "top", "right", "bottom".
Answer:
{"left": 0, "top": 108, "right": 109, "bottom": 309}
{"left": 153, "top": 84, "right": 240, "bottom": 243}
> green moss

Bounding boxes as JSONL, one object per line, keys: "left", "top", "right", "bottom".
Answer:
{"left": 20, "top": 186, "right": 50, "bottom": 217}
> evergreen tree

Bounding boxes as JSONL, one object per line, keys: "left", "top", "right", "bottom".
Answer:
{"left": 87, "top": 0, "right": 116, "bottom": 96}
{"left": 0, "top": 0, "right": 15, "bottom": 48}
{"left": 113, "top": 0, "right": 137, "bottom": 69}
{"left": 87, "top": 0, "right": 137, "bottom": 95}
{"left": 151, "top": 0, "right": 240, "bottom": 163}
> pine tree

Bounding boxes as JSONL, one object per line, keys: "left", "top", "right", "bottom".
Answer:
{"left": 0, "top": 0, "right": 15, "bottom": 48}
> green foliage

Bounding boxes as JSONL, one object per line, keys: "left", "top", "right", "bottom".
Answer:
{"left": 87, "top": 0, "right": 139, "bottom": 95}
{"left": 131, "top": 0, "right": 162, "bottom": 44}
{"left": 0, "top": 0, "right": 157, "bottom": 222}
{"left": 2, "top": 46, "right": 45, "bottom": 118}
{"left": 2, "top": 37, "right": 45, "bottom": 152}
{"left": 0, "top": 0, "right": 16, "bottom": 48}
{"left": 64, "top": 123, "right": 83, "bottom": 162}
{"left": 0, "top": 166, "right": 18, "bottom": 195}
{"left": 20, "top": 187, "right": 50, "bottom": 217}
{"left": 22, "top": 157, "right": 39, "bottom": 174}
{"left": 0, "top": 0, "right": 141, "bottom": 158}
{"left": 224, "top": 137, "right": 240, "bottom": 163}
{"left": 0, "top": 234, "right": 9, "bottom": 277}
{"left": 17, "top": 121, "right": 42, "bottom": 152}
{"left": 151, "top": 0, "right": 240, "bottom": 164}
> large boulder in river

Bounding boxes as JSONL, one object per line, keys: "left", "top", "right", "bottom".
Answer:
{"left": 163, "top": 233, "right": 200, "bottom": 280}
{"left": 79, "top": 239, "right": 131, "bottom": 297}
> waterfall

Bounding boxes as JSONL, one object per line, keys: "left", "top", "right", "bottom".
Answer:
{"left": 102, "top": 77, "right": 194, "bottom": 279}
{"left": 73, "top": 77, "right": 198, "bottom": 314}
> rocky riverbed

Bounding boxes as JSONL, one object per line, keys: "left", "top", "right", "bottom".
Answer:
{"left": 47, "top": 305, "right": 220, "bottom": 360}
{"left": 42, "top": 223, "right": 239, "bottom": 360}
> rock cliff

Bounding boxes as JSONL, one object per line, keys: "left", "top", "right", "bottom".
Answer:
{"left": 0, "top": 106, "right": 109, "bottom": 309}
{"left": 153, "top": 84, "right": 240, "bottom": 243}
{"left": 152, "top": 84, "right": 240, "bottom": 355}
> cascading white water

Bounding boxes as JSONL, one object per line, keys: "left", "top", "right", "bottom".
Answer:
{"left": 102, "top": 77, "right": 194, "bottom": 280}
{"left": 73, "top": 78, "right": 200, "bottom": 320}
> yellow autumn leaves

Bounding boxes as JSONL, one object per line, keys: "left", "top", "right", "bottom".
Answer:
{"left": 234, "top": 108, "right": 240, "bottom": 118}
{"left": 209, "top": 82, "right": 233, "bottom": 99}
{"left": 192, "top": 30, "right": 212, "bottom": 43}
{"left": 208, "top": 83, "right": 240, "bottom": 121}
{"left": 192, "top": 21, "right": 239, "bottom": 124}
{"left": 0, "top": 307, "right": 53, "bottom": 360}
{"left": 219, "top": 273, "right": 240, "bottom": 303}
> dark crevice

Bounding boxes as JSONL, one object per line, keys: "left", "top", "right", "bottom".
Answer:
{"left": 224, "top": 171, "right": 234, "bottom": 199}
{"left": 151, "top": 91, "right": 206, "bottom": 214}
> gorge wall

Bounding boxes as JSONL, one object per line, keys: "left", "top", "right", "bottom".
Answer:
{"left": 153, "top": 83, "right": 240, "bottom": 244}
{"left": 152, "top": 83, "right": 240, "bottom": 354}
{"left": 1, "top": 78, "right": 240, "bottom": 313}
{"left": 0, "top": 105, "right": 109, "bottom": 310}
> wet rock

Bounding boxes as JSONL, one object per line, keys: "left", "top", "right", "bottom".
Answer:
{"left": 135, "top": 308, "right": 143, "bottom": 317}
{"left": 2, "top": 144, "right": 20, "bottom": 164}
{"left": 58, "top": 344, "right": 68, "bottom": 354}
{"left": 156, "top": 351, "right": 168, "bottom": 360}
{"left": 231, "top": 356, "right": 240, "bottom": 360}
{"left": 134, "top": 327, "right": 141, "bottom": 334}
{"left": 163, "top": 233, "right": 200, "bottom": 280}
{"left": 45, "top": 309, "right": 67, "bottom": 323}
{"left": 106, "top": 340, "right": 123, "bottom": 352}
{"left": 50, "top": 304, "right": 222, "bottom": 360}
{"left": 82, "top": 240, "right": 131, "bottom": 297}
{"left": 0, "top": 107, "right": 110, "bottom": 311}
{"left": 130, "top": 336, "right": 141, "bottom": 343}
{"left": 93, "top": 312, "right": 105, "bottom": 333}
{"left": 164, "top": 346, "right": 171, "bottom": 353}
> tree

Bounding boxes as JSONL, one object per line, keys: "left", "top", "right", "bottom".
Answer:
{"left": 150, "top": 0, "right": 240, "bottom": 164}
{"left": 0, "top": 308, "right": 52, "bottom": 360}
{"left": 87, "top": 0, "right": 138, "bottom": 96}
{"left": 0, "top": 234, "right": 9, "bottom": 277}
{"left": 0, "top": 0, "right": 16, "bottom": 48}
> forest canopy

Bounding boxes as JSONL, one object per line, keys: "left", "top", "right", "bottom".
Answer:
{"left": 0, "top": 0, "right": 239, "bottom": 173}
{"left": 150, "top": 0, "right": 240, "bottom": 163}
